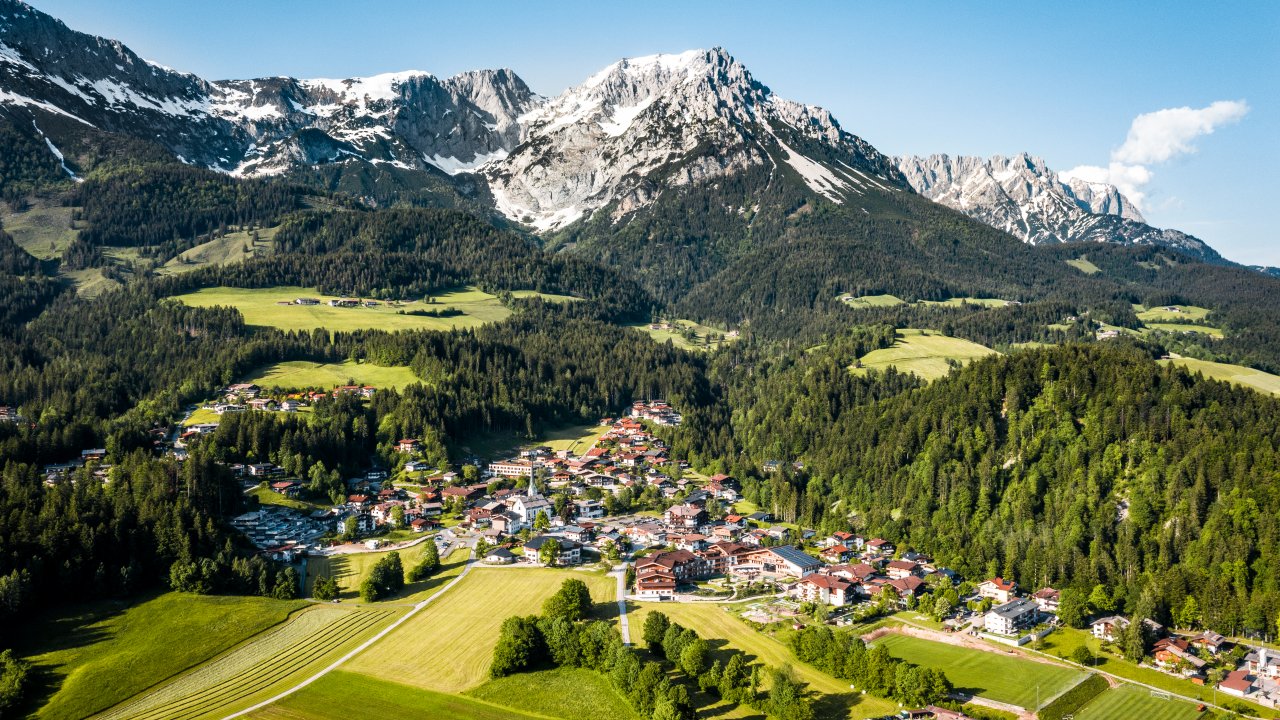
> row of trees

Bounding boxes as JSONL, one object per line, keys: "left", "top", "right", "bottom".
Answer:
{"left": 789, "top": 625, "right": 952, "bottom": 707}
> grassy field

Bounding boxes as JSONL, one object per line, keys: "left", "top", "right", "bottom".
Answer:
{"left": 242, "top": 359, "right": 421, "bottom": 390}
{"left": 20, "top": 592, "right": 306, "bottom": 720}
{"left": 1039, "top": 627, "right": 1275, "bottom": 715}
{"left": 850, "top": 329, "right": 998, "bottom": 381}
{"left": 1135, "top": 304, "right": 1211, "bottom": 322}
{"left": 95, "top": 604, "right": 399, "bottom": 720}
{"left": 249, "top": 485, "right": 331, "bottom": 514}
{"left": 1066, "top": 257, "right": 1102, "bottom": 274}
{"left": 1162, "top": 357, "right": 1280, "bottom": 396}
{"left": 171, "top": 286, "right": 521, "bottom": 333}
{"left": 2, "top": 204, "right": 79, "bottom": 260}
{"left": 873, "top": 633, "right": 1086, "bottom": 710}
{"left": 838, "top": 293, "right": 905, "bottom": 308}
{"left": 468, "top": 667, "right": 640, "bottom": 720}
{"left": 630, "top": 601, "right": 900, "bottom": 719}
{"left": 631, "top": 319, "right": 737, "bottom": 351}
{"left": 457, "top": 422, "right": 608, "bottom": 461}
{"left": 248, "top": 670, "right": 555, "bottom": 720}
{"left": 158, "top": 226, "right": 278, "bottom": 275}
{"left": 1143, "top": 322, "right": 1224, "bottom": 338}
{"left": 1072, "top": 684, "right": 1205, "bottom": 720}
{"left": 918, "top": 297, "right": 1014, "bottom": 308}
{"left": 344, "top": 566, "right": 616, "bottom": 693}
{"left": 305, "top": 546, "right": 468, "bottom": 602}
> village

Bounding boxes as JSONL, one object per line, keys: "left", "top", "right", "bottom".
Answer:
{"left": 16, "top": 381, "right": 1280, "bottom": 717}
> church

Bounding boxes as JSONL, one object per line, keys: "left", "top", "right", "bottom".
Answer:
{"left": 506, "top": 479, "right": 553, "bottom": 530}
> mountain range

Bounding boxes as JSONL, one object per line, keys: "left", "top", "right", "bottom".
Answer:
{"left": 0, "top": 0, "right": 1227, "bottom": 262}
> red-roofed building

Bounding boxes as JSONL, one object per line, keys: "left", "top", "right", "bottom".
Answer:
{"left": 821, "top": 545, "right": 852, "bottom": 563}
{"left": 789, "top": 574, "right": 856, "bottom": 606}
{"left": 885, "top": 559, "right": 920, "bottom": 579}
{"left": 1219, "top": 670, "right": 1254, "bottom": 698}
{"left": 979, "top": 577, "right": 1018, "bottom": 604}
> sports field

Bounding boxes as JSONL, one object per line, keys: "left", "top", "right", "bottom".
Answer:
{"left": 630, "top": 601, "right": 900, "bottom": 719}
{"left": 343, "top": 566, "right": 616, "bottom": 693}
{"left": 873, "top": 632, "right": 1086, "bottom": 709}
{"left": 171, "top": 286, "right": 520, "bottom": 332}
{"left": 1162, "top": 356, "right": 1280, "bottom": 396}
{"left": 94, "top": 605, "right": 399, "bottom": 720}
{"left": 242, "top": 360, "right": 421, "bottom": 390}
{"left": 246, "top": 670, "right": 554, "bottom": 720}
{"left": 468, "top": 667, "right": 640, "bottom": 720}
{"left": 850, "top": 328, "right": 998, "bottom": 381}
{"left": 22, "top": 593, "right": 305, "bottom": 720}
{"left": 1073, "top": 684, "right": 1204, "bottom": 720}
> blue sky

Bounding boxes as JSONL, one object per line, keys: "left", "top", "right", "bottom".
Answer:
{"left": 37, "top": 0, "right": 1280, "bottom": 264}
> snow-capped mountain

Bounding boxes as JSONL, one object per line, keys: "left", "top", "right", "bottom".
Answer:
{"left": 896, "top": 153, "right": 1218, "bottom": 259}
{"left": 485, "top": 48, "right": 904, "bottom": 231}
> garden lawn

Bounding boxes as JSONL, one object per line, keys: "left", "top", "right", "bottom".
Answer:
{"left": 248, "top": 670, "right": 553, "bottom": 720}
{"left": 630, "top": 601, "right": 900, "bottom": 720}
{"left": 1073, "top": 684, "right": 1204, "bottom": 720}
{"left": 171, "top": 286, "right": 516, "bottom": 332}
{"left": 21, "top": 592, "right": 305, "bottom": 720}
{"left": 344, "top": 566, "right": 616, "bottom": 693}
{"left": 874, "top": 632, "right": 1085, "bottom": 710}
{"left": 242, "top": 359, "right": 421, "bottom": 390}
{"left": 468, "top": 667, "right": 640, "bottom": 720}
{"left": 851, "top": 329, "right": 998, "bottom": 381}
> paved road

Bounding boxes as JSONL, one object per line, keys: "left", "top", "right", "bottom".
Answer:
{"left": 223, "top": 539, "right": 477, "bottom": 719}
{"left": 612, "top": 557, "right": 631, "bottom": 644}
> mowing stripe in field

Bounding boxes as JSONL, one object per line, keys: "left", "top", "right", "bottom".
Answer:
{"left": 221, "top": 552, "right": 477, "bottom": 719}
{"left": 93, "top": 606, "right": 394, "bottom": 720}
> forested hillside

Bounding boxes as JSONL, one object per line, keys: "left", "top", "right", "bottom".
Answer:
{"left": 669, "top": 339, "right": 1280, "bottom": 635}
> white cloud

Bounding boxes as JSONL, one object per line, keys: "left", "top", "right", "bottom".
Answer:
{"left": 1061, "top": 100, "right": 1248, "bottom": 210}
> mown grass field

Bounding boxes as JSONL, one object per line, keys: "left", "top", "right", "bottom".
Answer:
{"left": 20, "top": 592, "right": 305, "bottom": 720}
{"left": 305, "top": 546, "right": 468, "bottom": 602}
{"left": 242, "top": 359, "right": 421, "bottom": 390}
{"left": 467, "top": 667, "right": 640, "bottom": 720}
{"left": 95, "top": 604, "right": 399, "bottom": 720}
{"left": 850, "top": 328, "right": 998, "bottom": 381}
{"left": 171, "top": 286, "right": 521, "bottom": 333}
{"left": 247, "top": 670, "right": 555, "bottom": 720}
{"left": 249, "top": 485, "right": 331, "bottom": 514}
{"left": 1162, "top": 356, "right": 1280, "bottom": 396}
{"left": 631, "top": 319, "right": 737, "bottom": 351}
{"left": 158, "top": 226, "right": 278, "bottom": 275}
{"left": 457, "top": 422, "right": 608, "bottom": 461}
{"left": 873, "top": 632, "right": 1086, "bottom": 710}
{"left": 2, "top": 203, "right": 79, "bottom": 260}
{"left": 1072, "top": 684, "right": 1204, "bottom": 720}
{"left": 630, "top": 601, "right": 900, "bottom": 719}
{"left": 1066, "top": 257, "right": 1101, "bottom": 274}
{"left": 344, "top": 566, "right": 616, "bottom": 693}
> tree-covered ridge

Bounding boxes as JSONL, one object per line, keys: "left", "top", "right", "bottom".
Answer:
{"left": 678, "top": 341, "right": 1280, "bottom": 635}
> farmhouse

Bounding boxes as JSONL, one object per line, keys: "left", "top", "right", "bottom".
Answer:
{"left": 1152, "top": 637, "right": 1207, "bottom": 675}
{"left": 1192, "top": 630, "right": 1228, "bottom": 654}
{"left": 396, "top": 439, "right": 422, "bottom": 453}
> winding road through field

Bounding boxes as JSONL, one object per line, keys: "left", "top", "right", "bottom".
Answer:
{"left": 221, "top": 545, "right": 477, "bottom": 719}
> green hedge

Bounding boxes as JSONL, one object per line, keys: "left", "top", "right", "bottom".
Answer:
{"left": 1037, "top": 673, "right": 1108, "bottom": 720}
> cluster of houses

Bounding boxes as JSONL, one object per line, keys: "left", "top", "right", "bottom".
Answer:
{"left": 206, "top": 382, "right": 377, "bottom": 416}
{"left": 0, "top": 405, "right": 22, "bottom": 423}
{"left": 284, "top": 297, "right": 381, "bottom": 308}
